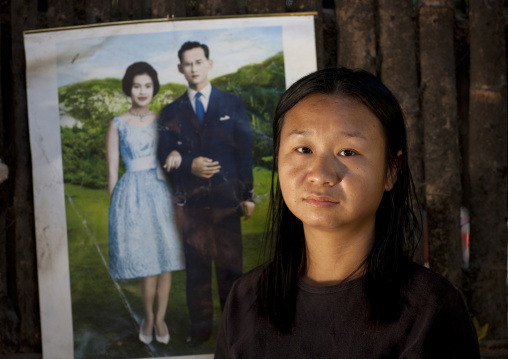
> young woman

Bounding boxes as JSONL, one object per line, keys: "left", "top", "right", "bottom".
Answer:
{"left": 106, "top": 62, "right": 185, "bottom": 345}
{"left": 215, "top": 68, "right": 480, "bottom": 358}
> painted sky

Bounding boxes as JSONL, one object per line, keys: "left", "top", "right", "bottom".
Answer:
{"left": 56, "top": 26, "right": 283, "bottom": 88}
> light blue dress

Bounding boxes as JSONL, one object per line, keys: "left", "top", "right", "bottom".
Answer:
{"left": 108, "top": 116, "right": 185, "bottom": 279}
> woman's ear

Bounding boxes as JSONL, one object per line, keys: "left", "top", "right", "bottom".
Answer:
{"left": 385, "top": 150, "right": 402, "bottom": 191}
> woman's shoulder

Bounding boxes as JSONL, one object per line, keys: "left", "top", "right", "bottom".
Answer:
{"left": 405, "top": 262, "right": 466, "bottom": 310}
{"left": 226, "top": 266, "right": 264, "bottom": 309}
{"left": 112, "top": 115, "right": 124, "bottom": 125}
{"left": 232, "top": 266, "right": 264, "bottom": 294}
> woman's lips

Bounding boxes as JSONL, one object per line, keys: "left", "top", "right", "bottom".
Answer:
{"left": 304, "top": 195, "right": 339, "bottom": 207}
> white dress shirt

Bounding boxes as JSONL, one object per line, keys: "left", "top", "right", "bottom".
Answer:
{"left": 187, "top": 83, "right": 212, "bottom": 113}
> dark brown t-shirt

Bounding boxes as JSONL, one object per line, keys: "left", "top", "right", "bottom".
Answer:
{"left": 215, "top": 263, "right": 480, "bottom": 358}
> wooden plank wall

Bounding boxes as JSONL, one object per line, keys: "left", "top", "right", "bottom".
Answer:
{"left": 0, "top": 0, "right": 506, "bottom": 355}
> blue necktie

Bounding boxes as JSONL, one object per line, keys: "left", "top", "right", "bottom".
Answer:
{"left": 195, "top": 92, "right": 205, "bottom": 124}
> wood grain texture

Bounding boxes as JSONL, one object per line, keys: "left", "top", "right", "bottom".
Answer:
{"left": 46, "top": 0, "right": 74, "bottom": 28}
{"left": 467, "top": 0, "right": 508, "bottom": 340}
{"left": 10, "top": 0, "right": 41, "bottom": 352}
{"left": 378, "top": 0, "right": 423, "bottom": 263}
{"left": 86, "top": 0, "right": 111, "bottom": 23}
{"left": 335, "top": 0, "right": 376, "bottom": 73}
{"left": 245, "top": 0, "right": 286, "bottom": 13}
{"left": 151, "top": 0, "right": 186, "bottom": 18}
{"left": 198, "top": 0, "right": 238, "bottom": 16}
{"left": 419, "top": 1, "right": 462, "bottom": 286}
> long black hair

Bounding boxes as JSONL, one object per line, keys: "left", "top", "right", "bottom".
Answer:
{"left": 257, "top": 67, "right": 421, "bottom": 333}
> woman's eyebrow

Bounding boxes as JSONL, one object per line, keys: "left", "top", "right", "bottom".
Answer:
{"left": 287, "top": 129, "right": 367, "bottom": 140}
{"left": 342, "top": 130, "right": 367, "bottom": 140}
{"left": 287, "top": 129, "right": 312, "bottom": 137}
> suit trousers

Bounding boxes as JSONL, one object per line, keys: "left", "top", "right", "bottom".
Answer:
{"left": 175, "top": 205, "right": 243, "bottom": 340}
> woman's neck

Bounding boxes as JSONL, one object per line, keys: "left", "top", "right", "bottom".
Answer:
{"left": 302, "top": 224, "right": 374, "bottom": 286}
{"left": 131, "top": 105, "right": 150, "bottom": 112}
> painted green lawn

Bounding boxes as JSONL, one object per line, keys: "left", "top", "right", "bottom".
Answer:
{"left": 65, "top": 166, "right": 271, "bottom": 358}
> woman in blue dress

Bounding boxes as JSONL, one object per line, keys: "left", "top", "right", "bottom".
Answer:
{"left": 106, "top": 62, "right": 185, "bottom": 345}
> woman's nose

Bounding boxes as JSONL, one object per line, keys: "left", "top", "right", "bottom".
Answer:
{"left": 307, "top": 153, "right": 341, "bottom": 186}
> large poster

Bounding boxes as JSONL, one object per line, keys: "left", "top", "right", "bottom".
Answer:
{"left": 24, "top": 14, "right": 317, "bottom": 359}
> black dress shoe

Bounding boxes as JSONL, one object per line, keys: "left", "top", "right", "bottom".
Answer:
{"left": 186, "top": 335, "right": 206, "bottom": 347}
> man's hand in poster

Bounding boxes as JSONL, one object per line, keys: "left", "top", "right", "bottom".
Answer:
{"left": 191, "top": 156, "right": 221, "bottom": 178}
{"left": 241, "top": 200, "right": 255, "bottom": 221}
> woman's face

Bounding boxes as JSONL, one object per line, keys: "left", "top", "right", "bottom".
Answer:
{"left": 277, "top": 94, "right": 397, "bottom": 234}
{"left": 130, "top": 73, "right": 154, "bottom": 108}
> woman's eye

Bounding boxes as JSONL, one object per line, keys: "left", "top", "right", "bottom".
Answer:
{"left": 339, "top": 149, "right": 356, "bottom": 157}
{"left": 296, "top": 147, "right": 312, "bottom": 154}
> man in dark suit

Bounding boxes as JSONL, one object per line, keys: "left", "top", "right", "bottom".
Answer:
{"left": 158, "top": 41, "right": 255, "bottom": 346}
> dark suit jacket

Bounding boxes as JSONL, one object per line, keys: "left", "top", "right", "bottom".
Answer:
{"left": 158, "top": 86, "right": 253, "bottom": 209}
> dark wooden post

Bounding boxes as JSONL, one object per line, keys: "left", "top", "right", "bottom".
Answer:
{"left": 418, "top": 0, "right": 463, "bottom": 285}
{"left": 151, "top": 0, "right": 186, "bottom": 18}
{"left": 245, "top": 0, "right": 286, "bottom": 13}
{"left": 86, "top": 0, "right": 112, "bottom": 23}
{"left": 0, "top": 1, "right": 19, "bottom": 353}
{"left": 10, "top": 0, "right": 41, "bottom": 352}
{"left": 378, "top": 0, "right": 424, "bottom": 263}
{"left": 335, "top": 0, "right": 376, "bottom": 73}
{"left": 468, "top": 0, "right": 507, "bottom": 342}
{"left": 118, "top": 0, "right": 147, "bottom": 20}
{"left": 47, "top": 0, "right": 74, "bottom": 28}
{"left": 198, "top": 0, "right": 238, "bottom": 16}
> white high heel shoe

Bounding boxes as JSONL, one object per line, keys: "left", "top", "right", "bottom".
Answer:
{"left": 138, "top": 320, "right": 153, "bottom": 344}
{"left": 154, "top": 322, "right": 170, "bottom": 344}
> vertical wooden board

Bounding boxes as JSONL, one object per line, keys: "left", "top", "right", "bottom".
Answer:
{"left": 151, "top": 0, "right": 186, "bottom": 18}
{"left": 0, "top": 7, "right": 15, "bottom": 354}
{"left": 322, "top": 8, "right": 338, "bottom": 69}
{"left": 245, "top": 0, "right": 286, "bottom": 13}
{"left": 468, "top": 0, "right": 507, "bottom": 341}
{"left": 378, "top": 0, "right": 423, "bottom": 263}
{"left": 130, "top": 0, "right": 146, "bottom": 19}
{"left": 198, "top": 0, "right": 238, "bottom": 16}
{"left": 73, "top": 0, "right": 86, "bottom": 25}
{"left": 10, "top": 0, "right": 40, "bottom": 352}
{"left": 418, "top": 3, "right": 462, "bottom": 286}
{"left": 0, "top": 1, "right": 18, "bottom": 354}
{"left": 335, "top": 0, "right": 376, "bottom": 73}
{"left": 85, "top": 0, "right": 112, "bottom": 23}
{"left": 0, "top": 0, "right": 4, "bottom": 296}
{"left": 47, "top": 0, "right": 74, "bottom": 28}
{"left": 118, "top": 0, "right": 134, "bottom": 20}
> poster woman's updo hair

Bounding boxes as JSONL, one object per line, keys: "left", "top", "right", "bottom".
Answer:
{"left": 121, "top": 61, "right": 160, "bottom": 97}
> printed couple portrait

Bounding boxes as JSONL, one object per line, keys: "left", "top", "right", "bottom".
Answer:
{"left": 108, "top": 40, "right": 255, "bottom": 348}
